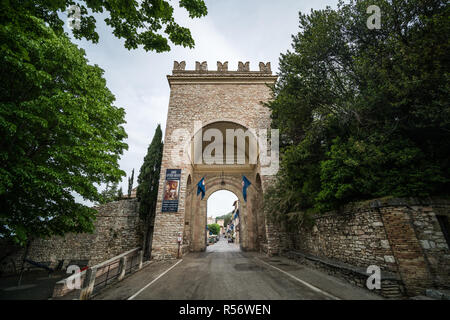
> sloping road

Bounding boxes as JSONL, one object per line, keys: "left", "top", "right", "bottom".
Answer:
{"left": 94, "top": 237, "right": 382, "bottom": 300}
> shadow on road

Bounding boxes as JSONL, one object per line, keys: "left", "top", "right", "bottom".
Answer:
{"left": 0, "top": 270, "right": 67, "bottom": 300}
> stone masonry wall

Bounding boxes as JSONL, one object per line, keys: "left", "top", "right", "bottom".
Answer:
{"left": 273, "top": 198, "right": 450, "bottom": 296}
{"left": 378, "top": 201, "right": 450, "bottom": 294}
{"left": 409, "top": 204, "right": 450, "bottom": 289}
{"left": 293, "top": 205, "right": 397, "bottom": 272}
{"left": 89, "top": 199, "right": 144, "bottom": 265}
{"left": 0, "top": 199, "right": 144, "bottom": 274}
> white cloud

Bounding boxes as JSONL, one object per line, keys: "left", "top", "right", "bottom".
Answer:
{"left": 207, "top": 190, "right": 238, "bottom": 218}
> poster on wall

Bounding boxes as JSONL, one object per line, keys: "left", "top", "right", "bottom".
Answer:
{"left": 162, "top": 169, "right": 181, "bottom": 212}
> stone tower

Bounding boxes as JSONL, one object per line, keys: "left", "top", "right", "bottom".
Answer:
{"left": 151, "top": 61, "right": 278, "bottom": 260}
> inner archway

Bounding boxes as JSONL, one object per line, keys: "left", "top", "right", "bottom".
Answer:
{"left": 207, "top": 190, "right": 237, "bottom": 216}
{"left": 180, "top": 120, "right": 266, "bottom": 253}
{"left": 206, "top": 190, "right": 238, "bottom": 249}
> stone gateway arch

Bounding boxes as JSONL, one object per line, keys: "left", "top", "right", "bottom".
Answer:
{"left": 150, "top": 61, "right": 278, "bottom": 260}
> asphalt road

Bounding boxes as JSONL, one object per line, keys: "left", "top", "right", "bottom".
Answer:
{"left": 0, "top": 270, "right": 68, "bottom": 300}
{"left": 98, "top": 236, "right": 381, "bottom": 300}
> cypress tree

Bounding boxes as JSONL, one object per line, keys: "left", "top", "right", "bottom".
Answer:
{"left": 127, "top": 169, "right": 134, "bottom": 198}
{"left": 137, "top": 124, "right": 163, "bottom": 259}
{"left": 117, "top": 187, "right": 123, "bottom": 200}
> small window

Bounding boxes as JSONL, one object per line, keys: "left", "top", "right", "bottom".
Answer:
{"left": 436, "top": 215, "right": 450, "bottom": 248}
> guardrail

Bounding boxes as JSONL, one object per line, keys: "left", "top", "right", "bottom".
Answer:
{"left": 52, "top": 248, "right": 144, "bottom": 300}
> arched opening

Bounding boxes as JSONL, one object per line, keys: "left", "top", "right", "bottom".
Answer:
{"left": 206, "top": 190, "right": 240, "bottom": 251}
{"left": 189, "top": 121, "right": 260, "bottom": 168}
{"left": 181, "top": 120, "right": 265, "bottom": 253}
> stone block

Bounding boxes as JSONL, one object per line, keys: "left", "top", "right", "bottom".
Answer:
{"left": 380, "top": 240, "right": 390, "bottom": 249}
{"left": 420, "top": 240, "right": 430, "bottom": 249}
{"left": 384, "top": 255, "right": 396, "bottom": 263}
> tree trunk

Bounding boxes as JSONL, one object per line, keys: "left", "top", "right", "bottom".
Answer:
{"left": 142, "top": 214, "right": 155, "bottom": 261}
{"left": 142, "top": 217, "right": 149, "bottom": 261}
{"left": 17, "top": 239, "right": 31, "bottom": 287}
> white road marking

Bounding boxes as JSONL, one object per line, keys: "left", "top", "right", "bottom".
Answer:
{"left": 127, "top": 259, "right": 183, "bottom": 300}
{"left": 254, "top": 257, "right": 341, "bottom": 300}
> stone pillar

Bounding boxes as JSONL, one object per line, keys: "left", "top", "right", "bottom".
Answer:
{"left": 138, "top": 250, "right": 144, "bottom": 269}
{"left": 200, "top": 200, "right": 207, "bottom": 251}
{"left": 118, "top": 257, "right": 127, "bottom": 281}
{"left": 265, "top": 221, "right": 282, "bottom": 256}
{"left": 240, "top": 201, "right": 250, "bottom": 251}
{"left": 380, "top": 207, "right": 433, "bottom": 296}
{"left": 79, "top": 267, "right": 97, "bottom": 300}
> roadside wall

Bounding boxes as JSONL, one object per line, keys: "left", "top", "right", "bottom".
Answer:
{"left": 0, "top": 199, "right": 144, "bottom": 274}
{"left": 269, "top": 198, "right": 450, "bottom": 296}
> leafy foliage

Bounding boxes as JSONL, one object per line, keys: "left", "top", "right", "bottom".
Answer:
{"left": 136, "top": 125, "right": 163, "bottom": 220}
{"left": 0, "top": 14, "right": 128, "bottom": 245}
{"left": 98, "top": 182, "right": 121, "bottom": 204}
{"left": 207, "top": 223, "right": 220, "bottom": 235}
{"left": 265, "top": 0, "right": 450, "bottom": 221}
{"left": 1, "top": 0, "right": 207, "bottom": 52}
{"left": 216, "top": 212, "right": 232, "bottom": 228}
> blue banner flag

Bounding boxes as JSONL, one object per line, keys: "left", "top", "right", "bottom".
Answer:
{"left": 197, "top": 177, "right": 206, "bottom": 199}
{"left": 242, "top": 176, "right": 251, "bottom": 202}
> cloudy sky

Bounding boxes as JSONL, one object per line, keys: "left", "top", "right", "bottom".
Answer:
{"left": 69, "top": 0, "right": 339, "bottom": 215}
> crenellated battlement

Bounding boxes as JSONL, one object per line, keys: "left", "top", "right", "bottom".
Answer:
{"left": 172, "top": 60, "right": 272, "bottom": 74}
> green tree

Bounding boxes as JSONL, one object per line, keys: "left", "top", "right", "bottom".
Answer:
{"left": 265, "top": 0, "right": 449, "bottom": 221}
{"left": 99, "top": 182, "right": 121, "bottom": 204}
{"left": 216, "top": 212, "right": 232, "bottom": 228}
{"left": 117, "top": 186, "right": 124, "bottom": 201}
{"left": 0, "top": 14, "right": 128, "bottom": 245}
{"left": 127, "top": 168, "right": 134, "bottom": 198}
{"left": 137, "top": 124, "right": 163, "bottom": 258}
{"left": 207, "top": 223, "right": 220, "bottom": 235}
{"left": 2, "top": 0, "right": 208, "bottom": 52}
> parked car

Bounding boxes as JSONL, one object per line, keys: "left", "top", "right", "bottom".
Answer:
{"left": 208, "top": 235, "right": 218, "bottom": 243}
